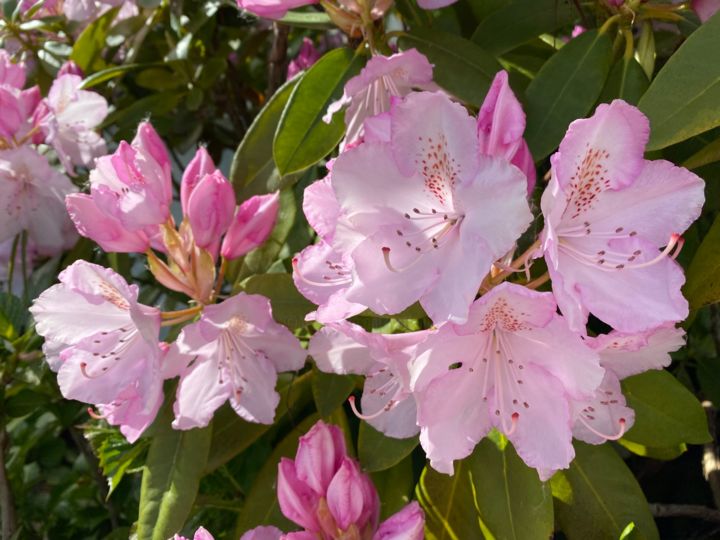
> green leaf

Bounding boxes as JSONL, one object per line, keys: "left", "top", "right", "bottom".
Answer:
{"left": 137, "top": 402, "right": 212, "bottom": 540}
{"left": 5, "top": 389, "right": 49, "bottom": 418}
{"left": 617, "top": 439, "right": 687, "bottom": 461}
{"left": 638, "top": 11, "right": 720, "bottom": 150}
{"left": 0, "top": 292, "right": 25, "bottom": 340}
{"left": 273, "top": 48, "right": 365, "bottom": 176}
{"left": 241, "top": 273, "right": 314, "bottom": 330}
{"left": 90, "top": 429, "right": 149, "bottom": 497}
{"left": 599, "top": 57, "right": 650, "bottom": 106}
{"left": 69, "top": 7, "right": 119, "bottom": 72}
{"left": 682, "top": 136, "right": 720, "bottom": 170}
{"left": 524, "top": 29, "right": 614, "bottom": 160}
{"left": 230, "top": 76, "right": 301, "bottom": 201}
{"left": 234, "top": 414, "right": 320, "bottom": 535}
{"left": 371, "top": 455, "right": 416, "bottom": 519}
{"left": 358, "top": 422, "right": 418, "bottom": 473}
{"left": 471, "top": 0, "right": 577, "bottom": 55}
{"left": 417, "top": 437, "right": 553, "bottom": 540}
{"left": 204, "top": 372, "right": 313, "bottom": 473}
{"left": 278, "top": 10, "right": 334, "bottom": 28}
{"left": 311, "top": 367, "right": 357, "bottom": 418}
{"left": 553, "top": 442, "right": 659, "bottom": 540}
{"left": 79, "top": 63, "right": 148, "bottom": 89}
{"left": 685, "top": 213, "right": 720, "bottom": 310}
{"left": 398, "top": 29, "right": 501, "bottom": 107}
{"left": 622, "top": 370, "right": 711, "bottom": 447}
{"left": 101, "top": 91, "right": 183, "bottom": 131}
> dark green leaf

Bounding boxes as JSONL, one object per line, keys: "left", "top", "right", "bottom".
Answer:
{"left": 5, "top": 389, "right": 49, "bottom": 418}
{"left": 137, "top": 403, "right": 212, "bottom": 540}
{"left": 553, "top": 442, "right": 659, "bottom": 540}
{"left": 231, "top": 76, "right": 301, "bottom": 201}
{"left": 241, "top": 273, "right": 314, "bottom": 330}
{"left": 0, "top": 292, "right": 25, "bottom": 340}
{"left": 204, "top": 372, "right": 313, "bottom": 473}
{"left": 79, "top": 63, "right": 150, "bottom": 89}
{"left": 398, "top": 28, "right": 501, "bottom": 107}
{"left": 638, "top": 11, "right": 720, "bottom": 150}
{"left": 274, "top": 48, "right": 365, "bottom": 176}
{"left": 622, "top": 370, "right": 710, "bottom": 447}
{"left": 471, "top": 0, "right": 576, "bottom": 55}
{"left": 358, "top": 422, "right": 418, "bottom": 473}
{"left": 617, "top": 439, "right": 687, "bottom": 461}
{"left": 685, "top": 213, "right": 720, "bottom": 310}
{"left": 101, "top": 91, "right": 183, "bottom": 131}
{"left": 311, "top": 367, "right": 357, "bottom": 418}
{"left": 69, "top": 7, "right": 119, "bottom": 72}
{"left": 599, "top": 57, "right": 649, "bottom": 106}
{"left": 418, "top": 437, "right": 553, "bottom": 540}
{"left": 371, "top": 455, "right": 416, "bottom": 519}
{"left": 524, "top": 29, "right": 614, "bottom": 160}
{"left": 682, "top": 136, "right": 720, "bottom": 170}
{"left": 278, "top": 10, "right": 334, "bottom": 29}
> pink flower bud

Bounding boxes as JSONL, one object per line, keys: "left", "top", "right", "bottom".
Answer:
{"left": 221, "top": 192, "right": 280, "bottom": 260}
{"left": 132, "top": 121, "right": 172, "bottom": 188}
{"left": 326, "top": 457, "right": 368, "bottom": 531}
{"left": 187, "top": 172, "right": 236, "bottom": 251}
{"left": 372, "top": 502, "right": 424, "bottom": 540}
{"left": 0, "top": 87, "right": 24, "bottom": 139}
{"left": 181, "top": 147, "right": 216, "bottom": 215}
{"left": 0, "top": 50, "right": 26, "bottom": 89}
{"left": 65, "top": 193, "right": 151, "bottom": 253}
{"left": 58, "top": 60, "right": 84, "bottom": 78}
{"left": 277, "top": 458, "right": 322, "bottom": 531}
{"left": 294, "top": 420, "right": 347, "bottom": 495}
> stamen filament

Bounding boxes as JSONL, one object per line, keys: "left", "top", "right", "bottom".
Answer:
{"left": 579, "top": 416, "right": 626, "bottom": 441}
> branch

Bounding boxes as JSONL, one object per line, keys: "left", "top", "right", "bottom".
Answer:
{"left": 267, "top": 23, "right": 290, "bottom": 97}
{"left": 650, "top": 503, "right": 720, "bottom": 523}
{"left": 0, "top": 427, "right": 17, "bottom": 539}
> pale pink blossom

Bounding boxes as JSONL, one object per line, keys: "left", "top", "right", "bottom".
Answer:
{"left": 331, "top": 91, "right": 532, "bottom": 324}
{"left": 692, "top": 0, "right": 720, "bottom": 21}
{"left": 540, "top": 100, "right": 705, "bottom": 333}
{"left": 174, "top": 526, "right": 217, "bottom": 540}
{"left": 240, "top": 527, "right": 283, "bottom": 540}
{"left": 0, "top": 147, "right": 77, "bottom": 257}
{"left": 477, "top": 71, "right": 536, "bottom": 194}
{"left": 58, "top": 60, "right": 84, "bottom": 77}
{"left": 325, "top": 49, "right": 437, "bottom": 147}
{"left": 235, "top": 0, "right": 317, "bottom": 19}
{"left": 411, "top": 283, "right": 603, "bottom": 479}
{"left": 416, "top": 0, "right": 457, "bottom": 8}
{"left": 0, "top": 50, "right": 26, "bottom": 89}
{"left": 172, "top": 293, "right": 306, "bottom": 429}
{"left": 572, "top": 325, "right": 685, "bottom": 444}
{"left": 29, "top": 261, "right": 163, "bottom": 442}
{"left": 309, "top": 322, "right": 432, "bottom": 438}
{"left": 287, "top": 38, "right": 321, "bottom": 79}
{"left": 63, "top": 0, "right": 138, "bottom": 23}
{"left": 220, "top": 192, "right": 280, "bottom": 260}
{"left": 181, "top": 146, "right": 216, "bottom": 215}
{"left": 0, "top": 84, "right": 41, "bottom": 144}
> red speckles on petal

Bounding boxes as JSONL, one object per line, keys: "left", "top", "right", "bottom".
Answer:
{"left": 478, "top": 298, "right": 528, "bottom": 332}
{"left": 416, "top": 134, "right": 459, "bottom": 206}
{"left": 567, "top": 144, "right": 612, "bottom": 219}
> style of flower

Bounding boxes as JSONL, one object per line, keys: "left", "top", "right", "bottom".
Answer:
{"left": 572, "top": 324, "right": 685, "bottom": 444}
{"left": 540, "top": 100, "right": 705, "bottom": 333}
{"left": 325, "top": 49, "right": 437, "bottom": 147}
{"left": 309, "top": 321, "right": 432, "bottom": 438}
{"left": 410, "top": 282, "right": 604, "bottom": 479}
{"left": 0, "top": 146, "right": 78, "bottom": 257}
{"left": 331, "top": 90, "right": 532, "bottom": 324}
{"left": 29, "top": 261, "right": 163, "bottom": 442}
{"left": 172, "top": 293, "right": 307, "bottom": 429}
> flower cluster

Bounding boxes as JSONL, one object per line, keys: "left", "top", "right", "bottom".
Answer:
{"left": 31, "top": 122, "right": 301, "bottom": 441}
{"left": 294, "top": 49, "right": 704, "bottom": 479}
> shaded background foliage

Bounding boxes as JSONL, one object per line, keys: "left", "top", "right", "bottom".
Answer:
{"left": 2, "top": 0, "right": 720, "bottom": 538}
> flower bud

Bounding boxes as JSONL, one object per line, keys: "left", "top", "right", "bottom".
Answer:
{"left": 295, "top": 420, "right": 347, "bottom": 495}
{"left": 181, "top": 147, "right": 216, "bottom": 215}
{"left": 187, "top": 171, "right": 235, "bottom": 251}
{"left": 58, "top": 60, "right": 84, "bottom": 78}
{"left": 277, "top": 458, "right": 321, "bottom": 531}
{"left": 132, "top": 121, "right": 172, "bottom": 191}
{"left": 326, "top": 458, "right": 368, "bottom": 531}
{"left": 220, "top": 192, "right": 279, "bottom": 260}
{"left": 0, "top": 50, "right": 25, "bottom": 89}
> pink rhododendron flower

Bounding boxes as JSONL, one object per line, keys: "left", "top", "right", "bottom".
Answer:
{"left": 331, "top": 91, "right": 532, "bottom": 324}
{"left": 292, "top": 176, "right": 366, "bottom": 323}
{"left": 186, "top": 171, "right": 236, "bottom": 252}
{"left": 540, "top": 100, "right": 705, "bottom": 333}
{"left": 35, "top": 73, "right": 108, "bottom": 171}
{"left": 174, "top": 526, "right": 217, "bottom": 540}
{"left": 572, "top": 325, "right": 685, "bottom": 444}
{"left": 240, "top": 527, "right": 283, "bottom": 540}
{"left": 29, "top": 261, "right": 163, "bottom": 442}
{"left": 63, "top": 0, "right": 138, "bottom": 23}
{"left": 235, "top": 0, "right": 317, "bottom": 20}
{"left": 692, "top": 0, "right": 720, "bottom": 21}
{"left": 410, "top": 282, "right": 603, "bottom": 478}
{"left": 272, "top": 420, "right": 424, "bottom": 539}
{"left": 476, "top": 71, "right": 536, "bottom": 194}
{"left": 0, "top": 50, "right": 26, "bottom": 89}
{"left": 181, "top": 146, "right": 216, "bottom": 215}
{"left": 0, "top": 84, "right": 41, "bottom": 145}
{"left": 288, "top": 38, "right": 321, "bottom": 79}
{"left": 325, "top": 49, "right": 437, "bottom": 147}
{"left": 221, "top": 191, "right": 280, "bottom": 260}
{"left": 0, "top": 146, "right": 78, "bottom": 257}
{"left": 66, "top": 121, "right": 172, "bottom": 250}
{"left": 172, "top": 293, "right": 306, "bottom": 429}
{"left": 309, "top": 321, "right": 432, "bottom": 438}
{"left": 57, "top": 60, "right": 84, "bottom": 77}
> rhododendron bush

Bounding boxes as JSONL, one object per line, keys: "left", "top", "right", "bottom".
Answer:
{"left": 3, "top": 0, "right": 720, "bottom": 538}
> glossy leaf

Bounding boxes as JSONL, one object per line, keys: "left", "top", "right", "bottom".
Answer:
{"left": 241, "top": 272, "right": 314, "bottom": 330}
{"left": 278, "top": 10, "right": 334, "bottom": 28}
{"left": 69, "top": 7, "right": 119, "bottom": 72}
{"left": 273, "top": 48, "right": 365, "bottom": 176}
{"left": 682, "top": 136, "right": 720, "bottom": 170}
{"left": 136, "top": 403, "right": 212, "bottom": 540}
{"left": 311, "top": 367, "right": 357, "bottom": 418}
{"left": 622, "top": 370, "right": 711, "bottom": 448}
{"left": 417, "top": 437, "right": 553, "bottom": 540}
{"left": 231, "top": 76, "right": 301, "bottom": 200}
{"left": 359, "top": 422, "right": 418, "bottom": 473}
{"left": 371, "top": 455, "right": 416, "bottom": 519}
{"left": 553, "top": 442, "right": 659, "bottom": 540}
{"left": 471, "top": 0, "right": 577, "bottom": 55}
{"left": 638, "top": 11, "right": 720, "bottom": 150}
{"left": 599, "top": 57, "right": 649, "bottom": 106}
{"left": 524, "top": 29, "right": 614, "bottom": 160}
{"left": 398, "top": 29, "right": 501, "bottom": 107}
{"left": 0, "top": 292, "right": 25, "bottom": 340}
{"left": 79, "top": 63, "right": 149, "bottom": 89}
{"left": 685, "top": 213, "right": 720, "bottom": 310}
